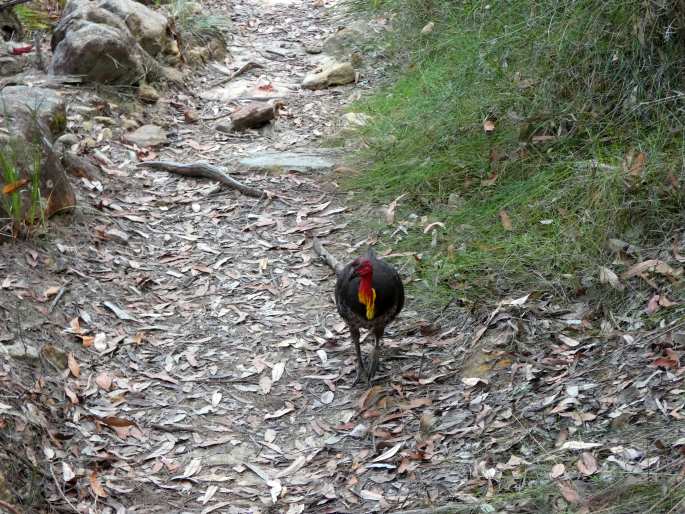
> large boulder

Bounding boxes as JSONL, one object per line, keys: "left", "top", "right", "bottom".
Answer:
{"left": 50, "top": 0, "right": 179, "bottom": 84}
{"left": 51, "top": 20, "right": 146, "bottom": 84}
{"left": 84, "top": 0, "right": 173, "bottom": 57}
{"left": 0, "top": 87, "right": 75, "bottom": 223}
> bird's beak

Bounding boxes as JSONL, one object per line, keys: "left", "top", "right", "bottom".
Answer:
{"left": 350, "top": 269, "right": 359, "bottom": 279}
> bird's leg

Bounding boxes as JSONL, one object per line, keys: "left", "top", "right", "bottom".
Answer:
{"left": 350, "top": 326, "right": 367, "bottom": 385}
{"left": 366, "top": 328, "right": 384, "bottom": 383}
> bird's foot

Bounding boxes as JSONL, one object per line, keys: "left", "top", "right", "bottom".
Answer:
{"left": 366, "top": 349, "right": 381, "bottom": 383}
{"left": 352, "top": 364, "right": 369, "bottom": 386}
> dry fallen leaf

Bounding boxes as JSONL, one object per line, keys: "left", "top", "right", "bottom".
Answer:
{"left": 89, "top": 470, "right": 108, "bottom": 497}
{"left": 622, "top": 259, "right": 681, "bottom": 280}
{"left": 576, "top": 452, "right": 598, "bottom": 476}
{"left": 384, "top": 193, "right": 406, "bottom": 225}
{"left": 64, "top": 385, "right": 79, "bottom": 405}
{"left": 264, "top": 429, "right": 276, "bottom": 443}
{"left": 556, "top": 480, "right": 582, "bottom": 505}
{"left": 421, "top": 21, "right": 434, "bottom": 34}
{"left": 259, "top": 375, "right": 272, "bottom": 395}
{"left": 62, "top": 462, "right": 75, "bottom": 482}
{"left": 626, "top": 150, "right": 646, "bottom": 177}
{"left": 423, "top": 221, "right": 445, "bottom": 234}
{"left": 561, "top": 440, "right": 602, "bottom": 451}
{"left": 599, "top": 266, "right": 624, "bottom": 291}
{"left": 44, "top": 286, "right": 61, "bottom": 298}
{"left": 372, "top": 442, "right": 403, "bottom": 463}
{"left": 483, "top": 118, "right": 496, "bottom": 134}
{"left": 95, "top": 372, "right": 113, "bottom": 391}
{"left": 499, "top": 209, "right": 513, "bottom": 231}
{"left": 557, "top": 334, "right": 580, "bottom": 347}
{"left": 272, "top": 361, "right": 285, "bottom": 382}
{"left": 646, "top": 294, "right": 660, "bottom": 314}
{"left": 549, "top": 463, "right": 566, "bottom": 479}
{"left": 67, "top": 352, "right": 80, "bottom": 378}
{"left": 2, "top": 178, "right": 29, "bottom": 195}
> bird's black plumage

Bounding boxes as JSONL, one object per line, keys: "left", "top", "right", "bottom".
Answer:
{"left": 335, "top": 248, "right": 404, "bottom": 383}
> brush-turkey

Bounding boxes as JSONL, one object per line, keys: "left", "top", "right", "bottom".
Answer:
{"left": 335, "top": 248, "right": 404, "bottom": 384}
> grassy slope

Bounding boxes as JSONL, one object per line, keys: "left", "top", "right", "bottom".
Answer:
{"left": 345, "top": 2, "right": 685, "bottom": 510}
{"left": 348, "top": 0, "right": 685, "bottom": 308}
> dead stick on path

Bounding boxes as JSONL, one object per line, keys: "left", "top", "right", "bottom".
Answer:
{"left": 49, "top": 465, "right": 80, "bottom": 514}
{"left": 137, "top": 161, "right": 271, "bottom": 200}
{"left": 312, "top": 237, "right": 343, "bottom": 276}
{"left": 208, "top": 61, "right": 263, "bottom": 88}
{"left": 0, "top": 499, "right": 21, "bottom": 514}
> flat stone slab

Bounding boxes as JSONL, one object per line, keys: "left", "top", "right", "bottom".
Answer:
{"left": 200, "top": 78, "right": 293, "bottom": 102}
{"left": 239, "top": 151, "right": 340, "bottom": 172}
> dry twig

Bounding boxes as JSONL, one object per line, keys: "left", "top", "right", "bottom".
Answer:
{"left": 0, "top": 499, "right": 21, "bottom": 514}
{"left": 49, "top": 464, "right": 80, "bottom": 513}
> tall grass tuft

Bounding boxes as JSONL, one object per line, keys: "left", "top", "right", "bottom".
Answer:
{"left": 0, "top": 144, "right": 45, "bottom": 239}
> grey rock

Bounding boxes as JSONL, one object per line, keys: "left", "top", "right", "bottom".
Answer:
{"left": 322, "top": 22, "right": 371, "bottom": 59}
{"left": 57, "top": 0, "right": 175, "bottom": 57}
{"left": 0, "top": 86, "right": 66, "bottom": 140}
{"left": 1, "top": 340, "right": 40, "bottom": 361}
{"left": 105, "top": 228, "right": 129, "bottom": 244}
{"left": 95, "top": 0, "right": 172, "bottom": 56}
{"left": 55, "top": 133, "right": 79, "bottom": 147}
{"left": 0, "top": 56, "right": 22, "bottom": 76}
{"left": 50, "top": 0, "right": 179, "bottom": 84}
{"left": 303, "top": 43, "right": 323, "bottom": 54}
{"left": 302, "top": 62, "right": 355, "bottom": 90}
{"left": 138, "top": 83, "right": 160, "bottom": 103}
{"left": 51, "top": 20, "right": 146, "bottom": 84}
{"left": 160, "top": 65, "right": 185, "bottom": 84}
{"left": 239, "top": 151, "right": 340, "bottom": 172}
{"left": 123, "top": 124, "right": 167, "bottom": 147}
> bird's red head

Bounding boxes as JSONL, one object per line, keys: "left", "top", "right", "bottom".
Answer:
{"left": 352, "top": 259, "right": 375, "bottom": 320}
{"left": 351, "top": 258, "right": 373, "bottom": 279}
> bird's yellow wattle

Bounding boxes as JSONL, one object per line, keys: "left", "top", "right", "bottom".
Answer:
{"left": 358, "top": 287, "right": 376, "bottom": 320}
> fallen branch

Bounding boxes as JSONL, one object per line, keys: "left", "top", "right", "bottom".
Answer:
{"left": 208, "top": 61, "right": 263, "bottom": 89}
{"left": 137, "top": 160, "right": 269, "bottom": 199}
{"left": 0, "top": 499, "right": 21, "bottom": 514}
{"left": 49, "top": 285, "right": 67, "bottom": 313}
{"left": 312, "top": 237, "right": 343, "bottom": 276}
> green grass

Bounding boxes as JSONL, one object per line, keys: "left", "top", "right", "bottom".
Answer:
{"left": 169, "top": 0, "right": 231, "bottom": 45}
{"left": 0, "top": 143, "right": 45, "bottom": 238}
{"left": 15, "top": 5, "right": 53, "bottom": 31}
{"left": 393, "top": 472, "right": 685, "bottom": 513}
{"left": 346, "top": 0, "right": 685, "bottom": 304}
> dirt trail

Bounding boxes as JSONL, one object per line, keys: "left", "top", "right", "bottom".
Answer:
{"left": 3, "top": 0, "right": 456, "bottom": 512}
{"left": 3, "top": 0, "right": 684, "bottom": 512}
